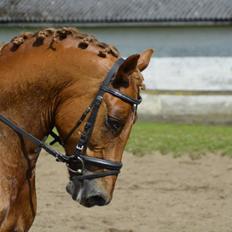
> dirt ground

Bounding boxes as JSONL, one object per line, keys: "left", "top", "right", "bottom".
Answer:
{"left": 30, "top": 152, "right": 232, "bottom": 232}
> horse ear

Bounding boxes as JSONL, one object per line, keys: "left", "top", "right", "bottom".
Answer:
{"left": 112, "top": 54, "right": 140, "bottom": 87}
{"left": 137, "top": 49, "right": 154, "bottom": 72}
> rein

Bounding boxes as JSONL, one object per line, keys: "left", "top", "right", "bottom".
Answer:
{"left": 0, "top": 58, "right": 142, "bottom": 181}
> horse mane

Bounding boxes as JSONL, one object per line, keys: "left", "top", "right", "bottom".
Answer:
{"left": 0, "top": 42, "right": 3, "bottom": 51}
{"left": 0, "top": 27, "right": 120, "bottom": 59}
{"left": 0, "top": 27, "right": 145, "bottom": 89}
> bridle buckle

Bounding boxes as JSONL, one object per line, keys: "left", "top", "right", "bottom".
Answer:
{"left": 76, "top": 144, "right": 84, "bottom": 151}
{"left": 67, "top": 156, "right": 85, "bottom": 174}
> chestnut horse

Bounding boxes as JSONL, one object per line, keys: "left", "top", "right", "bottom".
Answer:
{"left": 0, "top": 27, "right": 153, "bottom": 231}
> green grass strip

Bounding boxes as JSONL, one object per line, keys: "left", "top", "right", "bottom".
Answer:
{"left": 126, "top": 122, "right": 232, "bottom": 157}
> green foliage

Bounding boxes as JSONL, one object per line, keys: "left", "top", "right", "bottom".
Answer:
{"left": 126, "top": 122, "right": 232, "bottom": 157}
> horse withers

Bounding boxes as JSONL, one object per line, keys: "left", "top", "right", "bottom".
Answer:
{"left": 0, "top": 27, "right": 153, "bottom": 231}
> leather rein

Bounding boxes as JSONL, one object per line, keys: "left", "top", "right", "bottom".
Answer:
{"left": 0, "top": 58, "right": 142, "bottom": 181}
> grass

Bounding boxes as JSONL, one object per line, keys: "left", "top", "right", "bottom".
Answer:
{"left": 126, "top": 122, "right": 232, "bottom": 157}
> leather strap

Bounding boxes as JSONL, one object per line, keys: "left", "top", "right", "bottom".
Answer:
{"left": 71, "top": 170, "right": 120, "bottom": 181}
{"left": 78, "top": 154, "right": 122, "bottom": 170}
{"left": 0, "top": 115, "right": 70, "bottom": 163}
{"left": 100, "top": 86, "right": 142, "bottom": 105}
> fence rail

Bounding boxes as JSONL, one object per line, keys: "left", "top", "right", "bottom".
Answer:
{"left": 144, "top": 89, "right": 232, "bottom": 96}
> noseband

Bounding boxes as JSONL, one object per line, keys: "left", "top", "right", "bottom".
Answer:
{"left": 0, "top": 58, "right": 142, "bottom": 181}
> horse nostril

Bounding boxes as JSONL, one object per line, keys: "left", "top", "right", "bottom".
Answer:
{"left": 85, "top": 195, "right": 107, "bottom": 207}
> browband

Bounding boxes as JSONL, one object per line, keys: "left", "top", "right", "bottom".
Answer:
{"left": 100, "top": 86, "right": 142, "bottom": 105}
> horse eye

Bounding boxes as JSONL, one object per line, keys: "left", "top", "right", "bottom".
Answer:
{"left": 105, "top": 116, "right": 123, "bottom": 133}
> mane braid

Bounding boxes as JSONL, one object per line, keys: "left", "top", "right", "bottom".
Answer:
{"left": 0, "top": 27, "right": 120, "bottom": 58}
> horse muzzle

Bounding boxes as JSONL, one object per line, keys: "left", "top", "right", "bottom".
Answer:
{"left": 66, "top": 174, "right": 111, "bottom": 207}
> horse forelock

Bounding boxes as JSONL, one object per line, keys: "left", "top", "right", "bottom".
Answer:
{"left": 0, "top": 27, "right": 120, "bottom": 59}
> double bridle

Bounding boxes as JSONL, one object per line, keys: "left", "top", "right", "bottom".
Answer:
{"left": 0, "top": 58, "right": 142, "bottom": 181}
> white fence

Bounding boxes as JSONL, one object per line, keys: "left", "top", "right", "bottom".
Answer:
{"left": 139, "top": 57, "right": 232, "bottom": 123}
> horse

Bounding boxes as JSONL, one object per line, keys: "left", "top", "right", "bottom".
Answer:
{"left": 0, "top": 27, "right": 153, "bottom": 232}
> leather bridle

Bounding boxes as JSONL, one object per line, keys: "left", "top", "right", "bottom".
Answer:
{"left": 0, "top": 58, "right": 142, "bottom": 181}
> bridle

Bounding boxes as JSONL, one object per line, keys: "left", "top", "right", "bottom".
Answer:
{"left": 0, "top": 58, "right": 142, "bottom": 181}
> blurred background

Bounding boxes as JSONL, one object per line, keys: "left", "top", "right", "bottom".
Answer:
{"left": 1, "top": 1, "right": 232, "bottom": 232}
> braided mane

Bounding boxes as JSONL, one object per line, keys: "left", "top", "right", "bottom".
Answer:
{"left": 0, "top": 27, "right": 120, "bottom": 58}
{"left": 0, "top": 42, "right": 3, "bottom": 51}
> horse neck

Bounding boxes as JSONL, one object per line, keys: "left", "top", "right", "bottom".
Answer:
{"left": 0, "top": 52, "right": 71, "bottom": 141}
{"left": 0, "top": 48, "right": 112, "bottom": 141}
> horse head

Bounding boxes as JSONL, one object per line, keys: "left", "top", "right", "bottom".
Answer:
{"left": 55, "top": 49, "right": 153, "bottom": 207}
